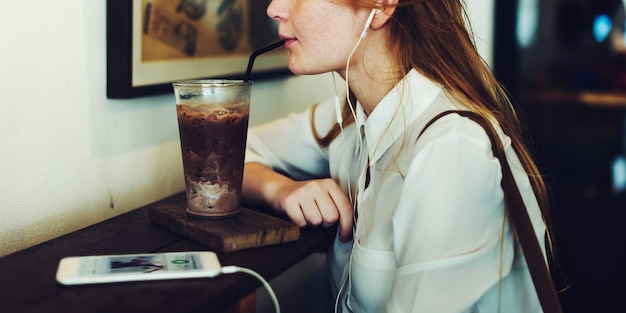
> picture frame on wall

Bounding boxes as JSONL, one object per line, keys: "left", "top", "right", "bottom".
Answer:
{"left": 106, "top": 0, "right": 289, "bottom": 99}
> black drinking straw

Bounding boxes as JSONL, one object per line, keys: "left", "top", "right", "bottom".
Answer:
{"left": 244, "top": 40, "right": 286, "bottom": 82}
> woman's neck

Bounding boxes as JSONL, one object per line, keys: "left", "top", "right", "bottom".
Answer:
{"left": 340, "top": 30, "right": 400, "bottom": 116}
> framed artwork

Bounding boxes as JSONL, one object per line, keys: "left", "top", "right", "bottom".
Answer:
{"left": 106, "top": 0, "right": 289, "bottom": 99}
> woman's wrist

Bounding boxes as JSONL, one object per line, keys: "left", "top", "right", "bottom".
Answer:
{"left": 243, "top": 162, "right": 290, "bottom": 213}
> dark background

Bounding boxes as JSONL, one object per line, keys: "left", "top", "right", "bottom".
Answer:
{"left": 494, "top": 1, "right": 626, "bottom": 312}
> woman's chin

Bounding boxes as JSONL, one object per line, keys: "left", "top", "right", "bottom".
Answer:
{"left": 287, "top": 64, "right": 328, "bottom": 76}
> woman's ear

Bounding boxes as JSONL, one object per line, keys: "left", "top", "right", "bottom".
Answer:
{"left": 371, "top": 0, "right": 398, "bottom": 29}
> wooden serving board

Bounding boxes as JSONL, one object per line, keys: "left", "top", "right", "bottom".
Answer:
{"left": 148, "top": 203, "right": 300, "bottom": 252}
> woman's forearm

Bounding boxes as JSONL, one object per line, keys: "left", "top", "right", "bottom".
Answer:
{"left": 241, "top": 162, "right": 292, "bottom": 211}
{"left": 241, "top": 162, "right": 353, "bottom": 241}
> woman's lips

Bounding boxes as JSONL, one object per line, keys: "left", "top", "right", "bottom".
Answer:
{"left": 282, "top": 38, "right": 296, "bottom": 49}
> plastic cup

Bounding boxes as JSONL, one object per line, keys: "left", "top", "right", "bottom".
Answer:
{"left": 173, "top": 80, "right": 252, "bottom": 218}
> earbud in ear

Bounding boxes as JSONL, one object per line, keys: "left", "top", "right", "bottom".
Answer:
{"left": 360, "top": 8, "right": 380, "bottom": 38}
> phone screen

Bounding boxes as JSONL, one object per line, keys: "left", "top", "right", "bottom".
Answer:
{"left": 79, "top": 252, "right": 204, "bottom": 276}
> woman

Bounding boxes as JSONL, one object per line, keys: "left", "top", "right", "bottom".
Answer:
{"left": 242, "top": 0, "right": 556, "bottom": 312}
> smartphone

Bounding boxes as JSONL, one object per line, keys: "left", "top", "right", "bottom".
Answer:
{"left": 56, "top": 251, "right": 222, "bottom": 285}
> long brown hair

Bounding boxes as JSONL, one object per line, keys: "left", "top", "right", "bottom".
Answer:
{"left": 313, "top": 0, "right": 563, "bottom": 286}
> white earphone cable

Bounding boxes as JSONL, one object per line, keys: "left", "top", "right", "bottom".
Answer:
{"left": 332, "top": 10, "right": 379, "bottom": 313}
{"left": 332, "top": 72, "right": 355, "bottom": 206}
{"left": 344, "top": 8, "right": 378, "bottom": 130}
{"left": 221, "top": 266, "right": 280, "bottom": 313}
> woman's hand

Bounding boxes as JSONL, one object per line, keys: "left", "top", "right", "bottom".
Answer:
{"left": 271, "top": 178, "right": 353, "bottom": 240}
{"left": 242, "top": 163, "right": 353, "bottom": 242}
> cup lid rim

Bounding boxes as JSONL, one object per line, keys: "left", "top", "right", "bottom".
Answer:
{"left": 173, "top": 79, "right": 253, "bottom": 87}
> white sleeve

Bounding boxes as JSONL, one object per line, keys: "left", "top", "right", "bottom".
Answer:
{"left": 388, "top": 118, "right": 516, "bottom": 313}
{"left": 244, "top": 98, "right": 336, "bottom": 181}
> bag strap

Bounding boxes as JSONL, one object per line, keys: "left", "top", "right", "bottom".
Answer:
{"left": 417, "top": 110, "right": 563, "bottom": 313}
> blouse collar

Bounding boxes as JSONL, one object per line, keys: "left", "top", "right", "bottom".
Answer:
{"left": 356, "top": 69, "right": 444, "bottom": 164}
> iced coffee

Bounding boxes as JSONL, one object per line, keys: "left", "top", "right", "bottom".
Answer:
{"left": 173, "top": 80, "right": 252, "bottom": 218}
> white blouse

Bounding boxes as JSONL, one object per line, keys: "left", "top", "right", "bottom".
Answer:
{"left": 245, "top": 70, "right": 547, "bottom": 312}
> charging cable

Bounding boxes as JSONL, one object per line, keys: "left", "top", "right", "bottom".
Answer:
{"left": 221, "top": 266, "right": 280, "bottom": 313}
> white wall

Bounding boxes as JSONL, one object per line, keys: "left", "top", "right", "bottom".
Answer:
{"left": 467, "top": 0, "right": 495, "bottom": 68}
{"left": 0, "top": 0, "right": 335, "bottom": 257}
{"left": 0, "top": 0, "right": 494, "bottom": 259}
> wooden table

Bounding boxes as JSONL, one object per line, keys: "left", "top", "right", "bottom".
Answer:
{"left": 0, "top": 192, "right": 336, "bottom": 313}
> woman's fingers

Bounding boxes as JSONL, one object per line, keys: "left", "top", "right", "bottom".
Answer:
{"left": 328, "top": 186, "right": 354, "bottom": 242}
{"left": 300, "top": 196, "right": 324, "bottom": 227}
{"left": 277, "top": 179, "right": 353, "bottom": 241}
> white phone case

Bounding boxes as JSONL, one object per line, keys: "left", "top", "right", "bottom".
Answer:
{"left": 56, "top": 251, "right": 222, "bottom": 285}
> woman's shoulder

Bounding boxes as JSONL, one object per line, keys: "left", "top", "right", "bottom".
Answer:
{"left": 408, "top": 106, "right": 502, "bottom": 157}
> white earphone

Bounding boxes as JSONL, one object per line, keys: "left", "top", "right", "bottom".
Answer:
{"left": 360, "top": 8, "right": 382, "bottom": 39}
{"left": 332, "top": 73, "right": 343, "bottom": 125}
{"left": 327, "top": 7, "right": 384, "bottom": 252}
{"left": 333, "top": 8, "right": 382, "bottom": 126}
